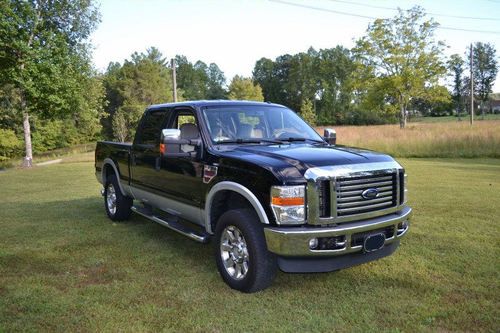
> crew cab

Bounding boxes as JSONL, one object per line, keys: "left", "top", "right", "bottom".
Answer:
{"left": 95, "top": 100, "right": 411, "bottom": 292}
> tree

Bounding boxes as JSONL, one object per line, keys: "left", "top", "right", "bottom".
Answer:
{"left": 447, "top": 54, "right": 466, "bottom": 118}
{"left": 175, "top": 57, "right": 227, "bottom": 100}
{"left": 253, "top": 47, "right": 356, "bottom": 124}
{"left": 315, "top": 46, "right": 355, "bottom": 124}
{"left": 253, "top": 57, "right": 281, "bottom": 102}
{"left": 102, "top": 48, "right": 174, "bottom": 141}
{"left": 300, "top": 99, "right": 316, "bottom": 126}
{"left": 469, "top": 42, "right": 498, "bottom": 118}
{"left": 206, "top": 63, "right": 227, "bottom": 99}
{"left": 352, "top": 6, "right": 447, "bottom": 128}
{"left": 228, "top": 76, "right": 264, "bottom": 101}
{"left": 174, "top": 55, "right": 205, "bottom": 100}
{"left": 0, "top": 0, "right": 100, "bottom": 166}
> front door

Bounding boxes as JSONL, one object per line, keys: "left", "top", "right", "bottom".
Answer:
{"left": 158, "top": 107, "right": 205, "bottom": 208}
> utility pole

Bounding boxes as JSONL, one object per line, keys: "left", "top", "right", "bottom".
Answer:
{"left": 470, "top": 43, "right": 474, "bottom": 125}
{"left": 171, "top": 58, "right": 177, "bottom": 102}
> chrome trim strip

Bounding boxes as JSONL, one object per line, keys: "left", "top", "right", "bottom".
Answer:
{"left": 130, "top": 186, "right": 204, "bottom": 226}
{"left": 101, "top": 158, "right": 133, "bottom": 197}
{"left": 396, "top": 168, "right": 401, "bottom": 206}
{"left": 316, "top": 205, "right": 402, "bottom": 225}
{"left": 339, "top": 180, "right": 393, "bottom": 190}
{"left": 337, "top": 196, "right": 393, "bottom": 209}
{"left": 205, "top": 181, "right": 270, "bottom": 235}
{"left": 304, "top": 161, "right": 403, "bottom": 181}
{"left": 338, "top": 175, "right": 393, "bottom": 185}
{"left": 264, "top": 206, "right": 412, "bottom": 257}
{"left": 331, "top": 179, "right": 337, "bottom": 218}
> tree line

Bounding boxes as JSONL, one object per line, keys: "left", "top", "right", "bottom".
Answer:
{"left": 0, "top": 2, "right": 498, "bottom": 165}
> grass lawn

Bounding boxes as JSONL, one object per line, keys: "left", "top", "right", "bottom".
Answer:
{"left": 0, "top": 159, "right": 499, "bottom": 332}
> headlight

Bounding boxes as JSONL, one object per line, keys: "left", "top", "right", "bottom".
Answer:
{"left": 270, "top": 185, "right": 305, "bottom": 225}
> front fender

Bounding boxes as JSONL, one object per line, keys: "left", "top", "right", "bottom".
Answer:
{"left": 204, "top": 181, "right": 270, "bottom": 234}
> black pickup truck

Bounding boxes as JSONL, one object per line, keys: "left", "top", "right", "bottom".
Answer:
{"left": 95, "top": 100, "right": 411, "bottom": 292}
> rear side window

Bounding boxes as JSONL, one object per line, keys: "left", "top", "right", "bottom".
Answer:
{"left": 135, "top": 110, "right": 167, "bottom": 145}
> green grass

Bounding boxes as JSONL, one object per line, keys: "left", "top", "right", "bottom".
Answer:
{"left": 0, "top": 143, "right": 96, "bottom": 170}
{"left": 0, "top": 160, "right": 499, "bottom": 332}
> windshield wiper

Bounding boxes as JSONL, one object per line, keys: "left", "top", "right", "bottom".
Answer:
{"left": 216, "top": 138, "right": 284, "bottom": 145}
{"left": 280, "top": 137, "right": 325, "bottom": 144}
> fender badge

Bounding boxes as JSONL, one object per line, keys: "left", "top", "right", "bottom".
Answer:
{"left": 203, "top": 165, "right": 218, "bottom": 184}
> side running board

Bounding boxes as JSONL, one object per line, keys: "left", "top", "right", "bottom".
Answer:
{"left": 131, "top": 206, "right": 209, "bottom": 243}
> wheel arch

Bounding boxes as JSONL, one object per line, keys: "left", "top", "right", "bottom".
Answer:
{"left": 205, "top": 181, "right": 270, "bottom": 234}
{"left": 102, "top": 158, "right": 126, "bottom": 195}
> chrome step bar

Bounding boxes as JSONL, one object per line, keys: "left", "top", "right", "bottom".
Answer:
{"left": 131, "top": 206, "right": 209, "bottom": 243}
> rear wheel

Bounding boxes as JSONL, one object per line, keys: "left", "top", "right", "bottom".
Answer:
{"left": 104, "top": 174, "right": 132, "bottom": 221}
{"left": 214, "top": 209, "right": 277, "bottom": 293}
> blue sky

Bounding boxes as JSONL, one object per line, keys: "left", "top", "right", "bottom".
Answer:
{"left": 91, "top": 0, "right": 500, "bottom": 91}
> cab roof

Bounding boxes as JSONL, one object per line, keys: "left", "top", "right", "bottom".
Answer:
{"left": 147, "top": 100, "right": 286, "bottom": 111}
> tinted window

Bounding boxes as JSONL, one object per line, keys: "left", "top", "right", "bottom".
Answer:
{"left": 135, "top": 110, "right": 167, "bottom": 144}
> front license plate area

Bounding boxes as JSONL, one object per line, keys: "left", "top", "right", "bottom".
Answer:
{"left": 363, "top": 233, "right": 386, "bottom": 253}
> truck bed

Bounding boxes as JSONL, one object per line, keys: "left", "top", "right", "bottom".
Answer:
{"left": 95, "top": 141, "right": 132, "bottom": 185}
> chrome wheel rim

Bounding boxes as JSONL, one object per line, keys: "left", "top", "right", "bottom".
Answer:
{"left": 106, "top": 183, "right": 117, "bottom": 215}
{"left": 220, "top": 225, "right": 249, "bottom": 280}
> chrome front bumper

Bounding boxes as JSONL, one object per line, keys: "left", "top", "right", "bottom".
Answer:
{"left": 264, "top": 206, "right": 411, "bottom": 257}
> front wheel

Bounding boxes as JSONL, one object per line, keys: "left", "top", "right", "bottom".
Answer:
{"left": 104, "top": 174, "right": 132, "bottom": 221}
{"left": 214, "top": 209, "right": 277, "bottom": 293}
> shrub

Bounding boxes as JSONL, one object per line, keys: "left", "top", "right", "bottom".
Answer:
{"left": 0, "top": 129, "right": 22, "bottom": 161}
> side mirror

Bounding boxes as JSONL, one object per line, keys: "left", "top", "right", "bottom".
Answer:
{"left": 162, "top": 129, "right": 181, "bottom": 141}
{"left": 160, "top": 129, "right": 200, "bottom": 158}
{"left": 324, "top": 128, "right": 336, "bottom": 145}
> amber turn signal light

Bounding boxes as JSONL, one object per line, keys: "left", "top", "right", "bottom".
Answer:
{"left": 271, "top": 197, "right": 305, "bottom": 206}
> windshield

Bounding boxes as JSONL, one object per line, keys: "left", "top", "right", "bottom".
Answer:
{"left": 202, "top": 105, "right": 323, "bottom": 144}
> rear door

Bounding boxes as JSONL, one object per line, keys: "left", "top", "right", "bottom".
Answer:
{"left": 130, "top": 108, "right": 170, "bottom": 194}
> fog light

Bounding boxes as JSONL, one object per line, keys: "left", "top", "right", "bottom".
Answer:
{"left": 397, "top": 221, "right": 409, "bottom": 235}
{"left": 309, "top": 238, "right": 318, "bottom": 249}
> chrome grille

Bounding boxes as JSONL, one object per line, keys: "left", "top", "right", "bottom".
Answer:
{"left": 305, "top": 162, "right": 404, "bottom": 225}
{"left": 336, "top": 173, "right": 397, "bottom": 216}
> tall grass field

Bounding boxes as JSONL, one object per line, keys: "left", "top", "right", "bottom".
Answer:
{"left": 0, "top": 159, "right": 499, "bottom": 331}
{"left": 318, "top": 120, "right": 500, "bottom": 158}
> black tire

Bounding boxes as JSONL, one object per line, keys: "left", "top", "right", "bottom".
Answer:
{"left": 104, "top": 174, "right": 133, "bottom": 221}
{"left": 214, "top": 209, "right": 277, "bottom": 293}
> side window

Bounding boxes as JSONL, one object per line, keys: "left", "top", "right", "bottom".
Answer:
{"left": 135, "top": 110, "right": 167, "bottom": 145}
{"left": 168, "top": 111, "right": 200, "bottom": 153}
{"left": 176, "top": 114, "right": 196, "bottom": 129}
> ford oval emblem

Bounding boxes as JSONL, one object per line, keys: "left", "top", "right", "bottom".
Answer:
{"left": 361, "top": 188, "right": 379, "bottom": 200}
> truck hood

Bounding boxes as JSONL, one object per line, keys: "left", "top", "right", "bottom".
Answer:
{"left": 215, "top": 143, "right": 395, "bottom": 182}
